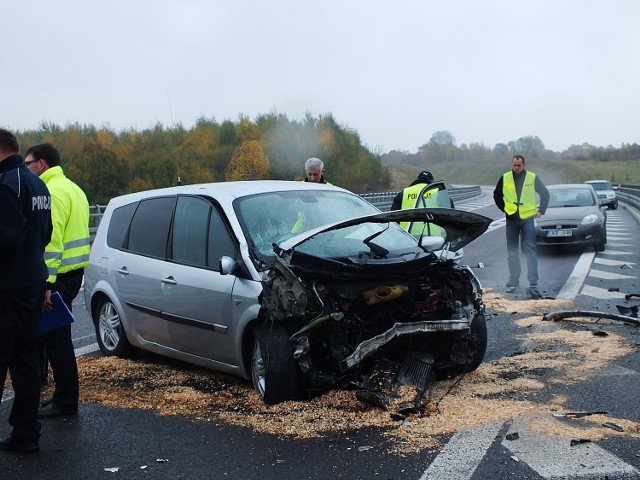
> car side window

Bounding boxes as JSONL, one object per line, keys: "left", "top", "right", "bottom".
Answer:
{"left": 107, "top": 202, "right": 137, "bottom": 249}
{"left": 208, "top": 207, "right": 237, "bottom": 268}
{"left": 172, "top": 196, "right": 210, "bottom": 266}
{"left": 127, "top": 197, "right": 176, "bottom": 258}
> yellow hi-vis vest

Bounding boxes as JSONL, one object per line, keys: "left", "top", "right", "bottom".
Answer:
{"left": 502, "top": 171, "right": 537, "bottom": 219}
{"left": 40, "top": 166, "right": 91, "bottom": 284}
{"left": 399, "top": 183, "right": 442, "bottom": 236}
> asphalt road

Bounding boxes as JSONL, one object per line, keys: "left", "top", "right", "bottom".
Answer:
{"left": 2, "top": 190, "right": 640, "bottom": 479}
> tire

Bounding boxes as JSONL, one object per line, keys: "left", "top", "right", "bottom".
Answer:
{"left": 610, "top": 201, "right": 618, "bottom": 210}
{"left": 251, "top": 323, "right": 299, "bottom": 405}
{"left": 594, "top": 230, "right": 606, "bottom": 252}
{"left": 465, "top": 314, "right": 488, "bottom": 372}
{"left": 94, "top": 296, "right": 134, "bottom": 357}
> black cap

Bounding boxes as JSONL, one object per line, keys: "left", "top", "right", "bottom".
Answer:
{"left": 417, "top": 171, "right": 434, "bottom": 183}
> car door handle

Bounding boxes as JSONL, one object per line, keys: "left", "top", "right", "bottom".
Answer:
{"left": 161, "top": 276, "right": 177, "bottom": 285}
{"left": 116, "top": 267, "right": 129, "bottom": 275}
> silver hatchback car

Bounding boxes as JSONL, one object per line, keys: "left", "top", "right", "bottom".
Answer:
{"left": 84, "top": 181, "right": 491, "bottom": 405}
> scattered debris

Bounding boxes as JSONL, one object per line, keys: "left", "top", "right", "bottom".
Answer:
{"left": 616, "top": 305, "right": 638, "bottom": 318}
{"left": 140, "top": 466, "right": 148, "bottom": 469}
{"left": 608, "top": 287, "right": 620, "bottom": 292}
{"left": 510, "top": 455, "right": 520, "bottom": 462}
{"left": 620, "top": 264, "right": 633, "bottom": 269}
{"left": 104, "top": 467, "right": 120, "bottom": 472}
{"left": 477, "top": 263, "right": 485, "bottom": 268}
{"left": 543, "top": 310, "right": 640, "bottom": 326}
{"left": 358, "top": 445, "right": 373, "bottom": 452}
{"left": 565, "top": 411, "right": 608, "bottom": 419}
{"left": 624, "top": 293, "right": 640, "bottom": 300}
{"left": 602, "top": 422, "right": 624, "bottom": 432}
{"left": 505, "top": 432, "right": 519, "bottom": 441}
{"left": 570, "top": 438, "right": 592, "bottom": 446}
{"left": 156, "top": 458, "right": 169, "bottom": 462}
{"left": 592, "top": 330, "right": 609, "bottom": 337}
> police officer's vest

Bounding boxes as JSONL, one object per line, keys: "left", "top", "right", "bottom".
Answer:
{"left": 40, "top": 166, "right": 91, "bottom": 283}
{"left": 399, "top": 183, "right": 442, "bottom": 236}
{"left": 502, "top": 171, "right": 537, "bottom": 219}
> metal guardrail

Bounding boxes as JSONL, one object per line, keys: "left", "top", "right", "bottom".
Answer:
{"left": 360, "top": 185, "right": 483, "bottom": 212}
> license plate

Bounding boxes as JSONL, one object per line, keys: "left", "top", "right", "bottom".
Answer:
{"left": 547, "top": 229, "right": 572, "bottom": 237}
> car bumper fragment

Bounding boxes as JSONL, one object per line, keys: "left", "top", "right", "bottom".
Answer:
{"left": 339, "top": 320, "right": 470, "bottom": 371}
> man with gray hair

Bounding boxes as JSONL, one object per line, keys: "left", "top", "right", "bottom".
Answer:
{"left": 303, "top": 157, "right": 329, "bottom": 184}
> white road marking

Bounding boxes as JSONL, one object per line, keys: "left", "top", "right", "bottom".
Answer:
{"left": 593, "top": 258, "right": 636, "bottom": 266}
{"left": 502, "top": 416, "right": 640, "bottom": 479}
{"left": 589, "top": 268, "right": 635, "bottom": 280}
{"left": 580, "top": 284, "right": 628, "bottom": 300}
{"left": 419, "top": 421, "right": 504, "bottom": 480}
{"left": 556, "top": 251, "right": 595, "bottom": 300}
{"left": 599, "top": 250, "right": 636, "bottom": 256}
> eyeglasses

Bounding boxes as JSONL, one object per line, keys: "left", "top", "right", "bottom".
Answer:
{"left": 24, "top": 159, "right": 39, "bottom": 166}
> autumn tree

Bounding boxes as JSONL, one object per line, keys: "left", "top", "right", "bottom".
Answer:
{"left": 224, "top": 140, "right": 270, "bottom": 181}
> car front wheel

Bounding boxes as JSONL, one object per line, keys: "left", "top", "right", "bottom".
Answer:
{"left": 94, "top": 296, "right": 134, "bottom": 357}
{"left": 250, "top": 323, "right": 299, "bottom": 405}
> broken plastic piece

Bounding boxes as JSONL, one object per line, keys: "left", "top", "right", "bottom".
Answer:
{"left": 570, "top": 438, "right": 592, "bottom": 446}
{"left": 592, "top": 330, "right": 608, "bottom": 337}
{"left": 565, "top": 411, "right": 608, "bottom": 418}
{"left": 543, "top": 310, "right": 640, "bottom": 327}
{"left": 505, "top": 432, "right": 519, "bottom": 441}
{"left": 616, "top": 305, "right": 638, "bottom": 318}
{"left": 602, "top": 422, "right": 624, "bottom": 432}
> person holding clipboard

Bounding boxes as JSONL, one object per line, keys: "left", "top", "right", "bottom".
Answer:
{"left": 24, "top": 144, "right": 90, "bottom": 419}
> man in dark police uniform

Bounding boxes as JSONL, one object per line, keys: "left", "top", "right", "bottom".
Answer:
{"left": 0, "top": 129, "right": 52, "bottom": 454}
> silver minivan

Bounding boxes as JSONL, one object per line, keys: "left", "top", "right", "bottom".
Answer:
{"left": 84, "top": 180, "right": 491, "bottom": 404}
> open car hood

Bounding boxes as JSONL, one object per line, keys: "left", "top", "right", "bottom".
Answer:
{"left": 277, "top": 208, "right": 492, "bottom": 253}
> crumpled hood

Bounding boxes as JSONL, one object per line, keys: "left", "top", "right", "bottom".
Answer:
{"left": 278, "top": 208, "right": 492, "bottom": 253}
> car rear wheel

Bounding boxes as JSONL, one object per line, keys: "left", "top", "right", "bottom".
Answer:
{"left": 250, "top": 323, "right": 299, "bottom": 405}
{"left": 94, "top": 297, "right": 134, "bottom": 357}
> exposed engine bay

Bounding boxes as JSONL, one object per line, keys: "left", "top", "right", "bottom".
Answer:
{"left": 259, "top": 250, "right": 487, "bottom": 407}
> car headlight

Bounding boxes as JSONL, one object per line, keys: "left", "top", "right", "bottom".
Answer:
{"left": 581, "top": 214, "right": 599, "bottom": 225}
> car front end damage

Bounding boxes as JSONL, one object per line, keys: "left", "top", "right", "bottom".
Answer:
{"left": 259, "top": 249, "right": 487, "bottom": 407}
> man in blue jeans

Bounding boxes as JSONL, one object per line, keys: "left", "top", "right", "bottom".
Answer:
{"left": 493, "top": 155, "right": 549, "bottom": 299}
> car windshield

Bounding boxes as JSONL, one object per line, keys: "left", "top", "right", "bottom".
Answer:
{"left": 548, "top": 188, "right": 595, "bottom": 207}
{"left": 235, "top": 190, "right": 419, "bottom": 265}
{"left": 588, "top": 182, "right": 612, "bottom": 192}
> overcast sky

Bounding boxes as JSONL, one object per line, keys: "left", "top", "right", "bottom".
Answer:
{"left": 3, "top": 0, "right": 639, "bottom": 153}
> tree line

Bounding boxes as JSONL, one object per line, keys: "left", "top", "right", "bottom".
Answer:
{"left": 13, "top": 116, "right": 638, "bottom": 205}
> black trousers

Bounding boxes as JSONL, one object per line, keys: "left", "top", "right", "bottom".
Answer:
{"left": 38, "top": 269, "right": 83, "bottom": 410}
{"left": 0, "top": 282, "right": 45, "bottom": 443}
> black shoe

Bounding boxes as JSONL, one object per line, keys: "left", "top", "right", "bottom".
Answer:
{"left": 37, "top": 403, "right": 77, "bottom": 419}
{"left": 0, "top": 436, "right": 40, "bottom": 454}
{"left": 528, "top": 286, "right": 542, "bottom": 299}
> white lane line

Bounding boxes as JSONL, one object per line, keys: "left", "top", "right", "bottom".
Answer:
{"left": 589, "top": 268, "right": 635, "bottom": 280}
{"left": 503, "top": 416, "right": 640, "bottom": 479}
{"left": 594, "top": 257, "right": 636, "bottom": 266}
{"left": 556, "top": 251, "right": 595, "bottom": 300}
{"left": 419, "top": 421, "right": 504, "bottom": 480}
{"left": 1, "top": 343, "right": 100, "bottom": 404}
{"left": 580, "top": 284, "right": 628, "bottom": 300}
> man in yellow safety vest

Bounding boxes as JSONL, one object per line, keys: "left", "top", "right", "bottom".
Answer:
{"left": 24, "top": 143, "right": 90, "bottom": 418}
{"left": 493, "top": 155, "right": 549, "bottom": 299}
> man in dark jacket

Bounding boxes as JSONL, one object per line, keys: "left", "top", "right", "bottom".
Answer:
{"left": 0, "top": 129, "right": 52, "bottom": 453}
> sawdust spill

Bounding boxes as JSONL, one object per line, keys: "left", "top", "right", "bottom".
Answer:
{"left": 59, "top": 290, "right": 640, "bottom": 454}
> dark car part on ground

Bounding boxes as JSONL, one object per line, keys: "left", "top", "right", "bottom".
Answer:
{"left": 542, "top": 310, "right": 640, "bottom": 326}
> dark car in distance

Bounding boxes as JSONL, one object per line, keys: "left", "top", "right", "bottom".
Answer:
{"left": 535, "top": 184, "right": 607, "bottom": 252}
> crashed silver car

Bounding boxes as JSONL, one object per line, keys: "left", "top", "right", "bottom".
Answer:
{"left": 84, "top": 180, "right": 491, "bottom": 406}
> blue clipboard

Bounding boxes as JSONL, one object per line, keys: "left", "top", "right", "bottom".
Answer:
{"left": 37, "top": 291, "right": 75, "bottom": 335}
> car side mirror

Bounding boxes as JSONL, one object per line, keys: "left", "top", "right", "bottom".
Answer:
{"left": 220, "top": 256, "right": 237, "bottom": 275}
